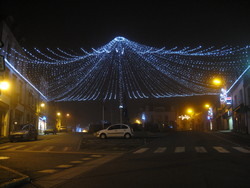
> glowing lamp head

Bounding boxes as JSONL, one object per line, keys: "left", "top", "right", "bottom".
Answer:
{"left": 0, "top": 81, "right": 10, "bottom": 90}
{"left": 204, "top": 104, "right": 210, "bottom": 108}
{"left": 213, "top": 78, "right": 222, "bottom": 86}
{"left": 187, "top": 108, "right": 193, "bottom": 114}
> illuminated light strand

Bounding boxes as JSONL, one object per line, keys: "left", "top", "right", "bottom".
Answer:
{"left": 1, "top": 37, "right": 249, "bottom": 101}
{"left": 4, "top": 58, "right": 48, "bottom": 101}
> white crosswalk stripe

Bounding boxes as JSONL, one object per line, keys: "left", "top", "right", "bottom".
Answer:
{"left": 133, "top": 148, "right": 149, "bottom": 154}
{"left": 174, "top": 147, "right": 185, "bottom": 153}
{"left": 63, "top": 147, "right": 71, "bottom": 152}
{"left": 7, "top": 145, "right": 26, "bottom": 150}
{"left": 232, "top": 147, "right": 250, "bottom": 153}
{"left": 195, "top": 146, "right": 207, "bottom": 153}
{"left": 0, "top": 145, "right": 12, "bottom": 150}
{"left": 24, "top": 145, "right": 39, "bottom": 151}
{"left": 213, "top": 146, "right": 230, "bottom": 153}
{"left": 154, "top": 147, "right": 167, "bottom": 153}
{"left": 42, "top": 146, "right": 55, "bottom": 151}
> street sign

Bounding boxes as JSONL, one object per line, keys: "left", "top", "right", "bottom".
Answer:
{"left": 0, "top": 55, "right": 5, "bottom": 72}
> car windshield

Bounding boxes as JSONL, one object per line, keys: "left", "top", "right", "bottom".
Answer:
{"left": 13, "top": 124, "right": 30, "bottom": 131}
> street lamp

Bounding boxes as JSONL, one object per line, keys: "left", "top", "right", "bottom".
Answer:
{"left": 212, "top": 78, "right": 222, "bottom": 86}
{"left": 40, "top": 103, "right": 45, "bottom": 108}
{"left": 187, "top": 108, "right": 194, "bottom": 115}
{"left": 186, "top": 108, "right": 194, "bottom": 130}
{"left": 204, "top": 104, "right": 210, "bottom": 109}
{"left": 0, "top": 81, "right": 10, "bottom": 90}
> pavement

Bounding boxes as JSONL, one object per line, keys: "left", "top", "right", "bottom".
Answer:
{"left": 1, "top": 130, "right": 250, "bottom": 187}
{"left": 0, "top": 137, "right": 30, "bottom": 188}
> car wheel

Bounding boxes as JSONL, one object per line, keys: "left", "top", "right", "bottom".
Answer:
{"left": 124, "top": 133, "right": 131, "bottom": 139}
{"left": 100, "top": 133, "right": 107, "bottom": 139}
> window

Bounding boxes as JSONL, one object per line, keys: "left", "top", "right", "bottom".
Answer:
{"left": 121, "top": 125, "right": 128, "bottom": 129}
{"left": 108, "top": 125, "right": 121, "bottom": 130}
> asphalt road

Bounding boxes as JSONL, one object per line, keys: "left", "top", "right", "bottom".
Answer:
{"left": 54, "top": 131, "right": 250, "bottom": 188}
{"left": 1, "top": 131, "right": 250, "bottom": 188}
{"left": 0, "top": 132, "right": 151, "bottom": 187}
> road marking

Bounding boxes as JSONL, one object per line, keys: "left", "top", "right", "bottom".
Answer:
{"left": 0, "top": 156, "right": 10, "bottom": 160}
{"left": 133, "top": 148, "right": 149, "bottom": 154}
{"left": 81, "top": 158, "right": 92, "bottom": 161}
{"left": 213, "top": 146, "right": 230, "bottom": 153}
{"left": 37, "top": 169, "right": 57, "bottom": 173}
{"left": 0, "top": 145, "right": 12, "bottom": 149}
{"left": 70, "top": 161, "right": 83, "bottom": 164}
{"left": 232, "top": 147, "right": 250, "bottom": 153}
{"left": 63, "top": 147, "right": 71, "bottom": 152}
{"left": 56, "top": 165, "right": 73, "bottom": 169}
{"left": 42, "top": 146, "right": 55, "bottom": 151}
{"left": 154, "top": 147, "right": 167, "bottom": 153}
{"left": 91, "top": 154, "right": 102, "bottom": 158}
{"left": 195, "top": 146, "right": 207, "bottom": 153}
{"left": 174, "top": 147, "right": 185, "bottom": 153}
{"left": 24, "top": 145, "right": 39, "bottom": 151}
{"left": 7, "top": 145, "right": 26, "bottom": 150}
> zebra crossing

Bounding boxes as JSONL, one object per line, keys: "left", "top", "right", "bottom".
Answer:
{"left": 0, "top": 144, "right": 74, "bottom": 152}
{"left": 133, "top": 146, "right": 250, "bottom": 154}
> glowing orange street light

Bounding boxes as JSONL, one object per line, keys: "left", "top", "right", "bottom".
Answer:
{"left": 0, "top": 81, "right": 10, "bottom": 90}
{"left": 204, "top": 104, "right": 210, "bottom": 108}
{"left": 187, "top": 108, "right": 194, "bottom": 114}
{"left": 212, "top": 78, "right": 222, "bottom": 86}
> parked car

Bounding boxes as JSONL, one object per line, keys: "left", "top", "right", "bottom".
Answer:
{"left": 95, "top": 124, "right": 134, "bottom": 139}
{"left": 9, "top": 123, "right": 38, "bottom": 142}
{"left": 44, "top": 128, "right": 57, "bottom": 135}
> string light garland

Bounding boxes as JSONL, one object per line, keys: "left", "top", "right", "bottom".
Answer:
{"left": 1, "top": 36, "right": 249, "bottom": 102}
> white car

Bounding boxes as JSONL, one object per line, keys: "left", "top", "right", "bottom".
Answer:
{"left": 95, "top": 124, "right": 134, "bottom": 139}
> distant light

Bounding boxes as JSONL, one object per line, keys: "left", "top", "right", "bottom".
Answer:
{"left": 187, "top": 108, "right": 193, "bottom": 114}
{"left": 142, "top": 113, "right": 146, "bottom": 120}
{"left": 135, "top": 119, "right": 141, "bottom": 124}
{"left": 204, "top": 104, "right": 210, "bottom": 108}
{"left": 119, "top": 105, "right": 123, "bottom": 109}
{"left": 213, "top": 78, "right": 222, "bottom": 86}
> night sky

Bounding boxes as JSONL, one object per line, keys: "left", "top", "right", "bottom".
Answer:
{"left": 1, "top": 0, "right": 250, "bottom": 126}
{"left": 2, "top": 0, "right": 250, "bottom": 50}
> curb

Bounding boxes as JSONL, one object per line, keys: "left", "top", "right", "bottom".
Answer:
{"left": 0, "top": 165, "right": 30, "bottom": 188}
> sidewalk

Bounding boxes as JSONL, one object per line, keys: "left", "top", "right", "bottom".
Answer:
{"left": 218, "top": 130, "right": 250, "bottom": 140}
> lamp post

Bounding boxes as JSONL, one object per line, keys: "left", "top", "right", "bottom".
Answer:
{"left": 56, "top": 112, "right": 61, "bottom": 131}
{"left": 187, "top": 108, "right": 194, "bottom": 130}
{"left": 119, "top": 104, "right": 123, "bottom": 124}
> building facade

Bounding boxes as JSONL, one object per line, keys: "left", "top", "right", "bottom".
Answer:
{"left": 0, "top": 20, "right": 49, "bottom": 137}
{"left": 140, "top": 105, "right": 177, "bottom": 131}
{"left": 227, "top": 68, "right": 250, "bottom": 134}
